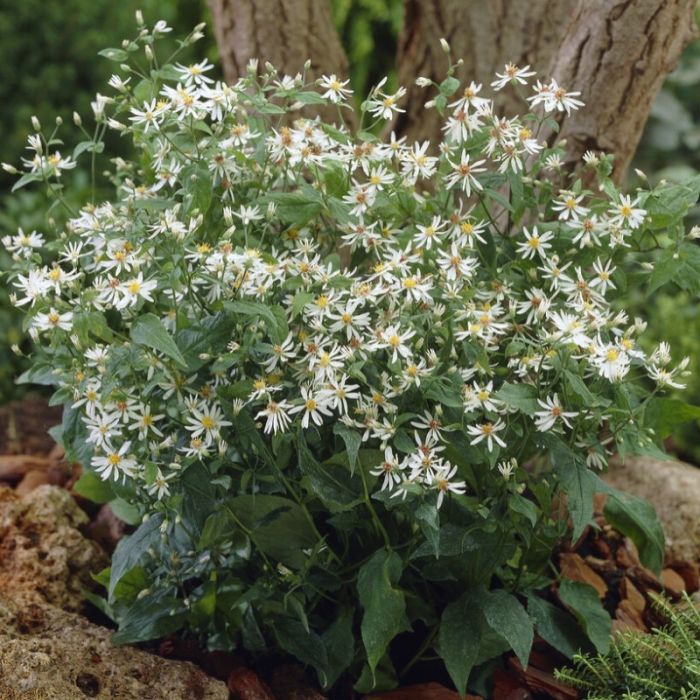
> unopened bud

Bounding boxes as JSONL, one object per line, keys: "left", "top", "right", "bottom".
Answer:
{"left": 415, "top": 77, "right": 432, "bottom": 87}
{"left": 2, "top": 163, "right": 18, "bottom": 174}
{"left": 55, "top": 116, "right": 63, "bottom": 126}
{"left": 122, "top": 39, "right": 130, "bottom": 49}
{"left": 31, "top": 116, "right": 41, "bottom": 131}
{"left": 72, "top": 111, "right": 82, "bottom": 126}
{"left": 304, "top": 59, "right": 311, "bottom": 71}
{"left": 634, "top": 168, "right": 647, "bottom": 181}
{"left": 145, "top": 45, "right": 154, "bottom": 62}
{"left": 135, "top": 9, "right": 144, "bottom": 25}
{"left": 440, "top": 38, "right": 450, "bottom": 53}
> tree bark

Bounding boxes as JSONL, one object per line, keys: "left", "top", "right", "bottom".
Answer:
{"left": 206, "top": 0, "right": 349, "bottom": 84}
{"left": 544, "top": 0, "right": 697, "bottom": 183}
{"left": 206, "top": 0, "right": 697, "bottom": 185}
{"left": 395, "top": 0, "right": 579, "bottom": 143}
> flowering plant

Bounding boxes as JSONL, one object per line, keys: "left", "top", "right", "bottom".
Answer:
{"left": 5, "top": 17, "right": 699, "bottom": 694}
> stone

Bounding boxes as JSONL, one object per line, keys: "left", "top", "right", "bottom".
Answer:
{"left": 0, "top": 596, "right": 228, "bottom": 700}
{"left": 603, "top": 456, "right": 700, "bottom": 563}
{"left": 0, "top": 485, "right": 228, "bottom": 699}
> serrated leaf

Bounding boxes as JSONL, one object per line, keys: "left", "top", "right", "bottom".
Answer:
{"left": 357, "top": 549, "right": 407, "bottom": 675}
{"left": 527, "top": 594, "right": 590, "bottom": 659}
{"left": 558, "top": 580, "right": 611, "bottom": 654}
{"left": 437, "top": 592, "right": 482, "bottom": 695}
{"left": 130, "top": 313, "right": 188, "bottom": 368}
{"left": 602, "top": 489, "right": 665, "bottom": 574}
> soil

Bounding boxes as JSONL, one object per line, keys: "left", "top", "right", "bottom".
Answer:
{"left": 0, "top": 396, "right": 698, "bottom": 700}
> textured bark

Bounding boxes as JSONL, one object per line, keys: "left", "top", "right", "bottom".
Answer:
{"left": 395, "top": 0, "right": 579, "bottom": 143}
{"left": 395, "top": 0, "right": 697, "bottom": 184}
{"left": 206, "top": 0, "right": 349, "bottom": 86}
{"left": 544, "top": 0, "right": 697, "bottom": 183}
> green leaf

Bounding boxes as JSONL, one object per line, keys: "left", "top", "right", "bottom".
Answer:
{"left": 565, "top": 371, "right": 610, "bottom": 408}
{"left": 72, "top": 471, "right": 114, "bottom": 504}
{"left": 224, "top": 494, "right": 316, "bottom": 568}
{"left": 334, "top": 423, "right": 361, "bottom": 473}
{"left": 111, "top": 590, "right": 185, "bottom": 644}
{"left": 437, "top": 592, "right": 482, "bottom": 695}
{"left": 357, "top": 549, "right": 407, "bottom": 675}
{"left": 11, "top": 171, "right": 42, "bottom": 192}
{"left": 548, "top": 437, "right": 598, "bottom": 541}
{"left": 603, "top": 490, "right": 665, "bottom": 574}
{"left": 558, "top": 580, "right": 611, "bottom": 654}
{"left": 494, "top": 382, "right": 540, "bottom": 415}
{"left": 109, "top": 498, "right": 141, "bottom": 526}
{"left": 130, "top": 313, "right": 188, "bottom": 368}
{"left": 225, "top": 300, "right": 289, "bottom": 345}
{"left": 274, "top": 617, "right": 329, "bottom": 686}
{"left": 439, "top": 76, "right": 460, "bottom": 96}
{"left": 527, "top": 594, "right": 590, "bottom": 659}
{"left": 98, "top": 47, "right": 129, "bottom": 61}
{"left": 299, "top": 434, "right": 362, "bottom": 510}
{"left": 645, "top": 176, "right": 700, "bottom": 230}
{"left": 646, "top": 397, "right": 700, "bottom": 439}
{"left": 109, "top": 514, "right": 164, "bottom": 600}
{"left": 649, "top": 243, "right": 700, "bottom": 294}
{"left": 321, "top": 608, "right": 355, "bottom": 689}
{"left": 415, "top": 503, "right": 440, "bottom": 557}
{"left": 477, "top": 589, "right": 533, "bottom": 669}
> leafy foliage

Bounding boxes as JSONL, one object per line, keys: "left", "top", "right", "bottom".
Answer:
{"left": 5, "top": 21, "right": 700, "bottom": 695}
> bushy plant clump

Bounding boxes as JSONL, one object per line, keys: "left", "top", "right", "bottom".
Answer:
{"left": 556, "top": 594, "right": 700, "bottom": 700}
{"left": 5, "top": 18, "right": 698, "bottom": 694}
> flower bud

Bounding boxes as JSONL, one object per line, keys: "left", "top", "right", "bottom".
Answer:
{"left": 145, "top": 45, "right": 154, "bottom": 62}
{"left": 72, "top": 111, "right": 82, "bottom": 127}
{"left": 135, "top": 9, "right": 144, "bottom": 25}
{"left": 55, "top": 116, "right": 63, "bottom": 126}
{"left": 2, "top": 163, "right": 18, "bottom": 174}
{"left": 440, "top": 37, "right": 451, "bottom": 53}
{"left": 415, "top": 77, "right": 432, "bottom": 87}
{"left": 31, "top": 115, "right": 41, "bottom": 131}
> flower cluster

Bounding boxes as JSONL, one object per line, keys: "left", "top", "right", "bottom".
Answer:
{"left": 6, "top": 28, "right": 689, "bottom": 512}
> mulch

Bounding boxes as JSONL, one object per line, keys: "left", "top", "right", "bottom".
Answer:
{"left": 1, "top": 395, "right": 698, "bottom": 700}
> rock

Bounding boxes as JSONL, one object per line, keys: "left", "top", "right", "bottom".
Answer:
{"left": 0, "top": 485, "right": 107, "bottom": 612}
{"left": 0, "top": 596, "right": 228, "bottom": 700}
{"left": 604, "top": 456, "right": 700, "bottom": 562}
{"left": 559, "top": 553, "right": 608, "bottom": 598}
{"left": 660, "top": 568, "right": 686, "bottom": 597}
{"left": 0, "top": 485, "right": 229, "bottom": 699}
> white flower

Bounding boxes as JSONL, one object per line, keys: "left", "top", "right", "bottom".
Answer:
{"left": 516, "top": 226, "right": 554, "bottom": 260}
{"left": 608, "top": 194, "right": 645, "bottom": 230}
{"left": 290, "top": 387, "right": 333, "bottom": 428}
{"left": 534, "top": 394, "right": 578, "bottom": 432}
{"left": 467, "top": 420, "right": 507, "bottom": 452}
{"left": 430, "top": 462, "right": 467, "bottom": 508}
{"left": 92, "top": 441, "right": 137, "bottom": 481}
{"left": 185, "top": 403, "right": 232, "bottom": 440}
{"left": 367, "top": 86, "right": 407, "bottom": 120}
{"left": 552, "top": 192, "right": 587, "bottom": 222}
{"left": 115, "top": 273, "right": 158, "bottom": 309}
{"left": 256, "top": 400, "right": 292, "bottom": 434}
{"left": 444, "top": 152, "right": 486, "bottom": 196}
{"left": 319, "top": 74, "right": 353, "bottom": 103}
{"left": 32, "top": 308, "right": 73, "bottom": 332}
{"left": 147, "top": 468, "right": 176, "bottom": 500}
{"left": 411, "top": 410, "right": 447, "bottom": 442}
{"left": 592, "top": 343, "right": 630, "bottom": 382}
{"left": 370, "top": 447, "right": 404, "bottom": 491}
{"left": 491, "top": 63, "right": 536, "bottom": 91}
{"left": 377, "top": 325, "right": 415, "bottom": 362}
{"left": 129, "top": 99, "right": 166, "bottom": 132}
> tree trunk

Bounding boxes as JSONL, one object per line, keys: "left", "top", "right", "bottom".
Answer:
{"left": 395, "top": 0, "right": 580, "bottom": 143}
{"left": 544, "top": 0, "right": 697, "bottom": 183}
{"left": 206, "top": 0, "right": 697, "bottom": 185}
{"left": 206, "top": 0, "right": 349, "bottom": 83}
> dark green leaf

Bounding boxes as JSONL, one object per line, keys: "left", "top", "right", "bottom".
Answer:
{"left": 322, "top": 607, "right": 355, "bottom": 688}
{"left": 334, "top": 423, "right": 361, "bottom": 473}
{"left": 72, "top": 471, "right": 114, "bottom": 504}
{"left": 603, "top": 490, "right": 665, "bottom": 574}
{"left": 494, "top": 382, "right": 540, "bottom": 415}
{"left": 130, "top": 313, "right": 188, "bottom": 368}
{"left": 527, "top": 595, "right": 590, "bottom": 659}
{"left": 274, "top": 617, "right": 329, "bottom": 686}
{"left": 558, "top": 580, "right": 611, "bottom": 654}
{"left": 437, "top": 592, "right": 482, "bottom": 695}
{"left": 357, "top": 549, "right": 407, "bottom": 674}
